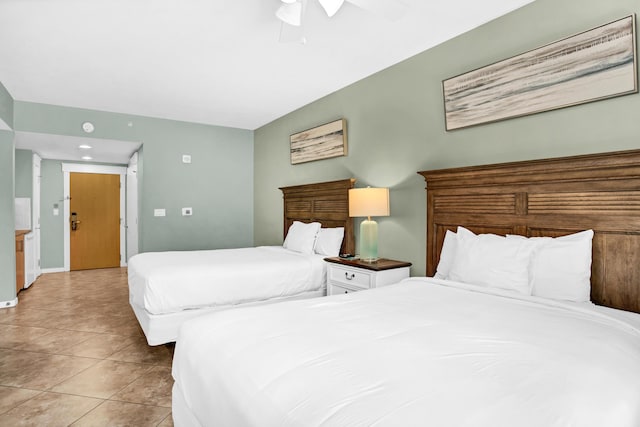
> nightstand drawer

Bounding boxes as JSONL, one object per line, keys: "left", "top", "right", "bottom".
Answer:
{"left": 330, "top": 284, "right": 358, "bottom": 295}
{"left": 329, "top": 265, "right": 372, "bottom": 290}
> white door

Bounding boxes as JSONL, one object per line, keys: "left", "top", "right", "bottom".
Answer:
{"left": 32, "top": 153, "right": 41, "bottom": 278}
{"left": 126, "top": 152, "right": 139, "bottom": 260}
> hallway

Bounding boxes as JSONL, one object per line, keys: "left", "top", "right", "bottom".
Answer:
{"left": 0, "top": 268, "right": 174, "bottom": 426}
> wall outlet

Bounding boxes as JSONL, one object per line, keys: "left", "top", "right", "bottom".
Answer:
{"left": 182, "top": 154, "right": 191, "bottom": 164}
{"left": 182, "top": 207, "right": 193, "bottom": 216}
{"left": 154, "top": 209, "right": 166, "bottom": 217}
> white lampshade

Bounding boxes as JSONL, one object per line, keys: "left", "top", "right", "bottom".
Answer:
{"left": 318, "top": 0, "right": 345, "bottom": 17}
{"left": 276, "top": 1, "right": 303, "bottom": 26}
{"left": 349, "top": 187, "right": 390, "bottom": 218}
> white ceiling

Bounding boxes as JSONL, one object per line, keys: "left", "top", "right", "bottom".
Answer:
{"left": 2, "top": 0, "right": 533, "bottom": 162}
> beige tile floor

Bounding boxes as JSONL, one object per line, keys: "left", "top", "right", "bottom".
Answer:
{"left": 0, "top": 268, "right": 175, "bottom": 426}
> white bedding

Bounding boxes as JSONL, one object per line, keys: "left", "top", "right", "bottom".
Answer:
{"left": 128, "top": 246, "right": 326, "bottom": 315}
{"left": 172, "top": 277, "right": 640, "bottom": 427}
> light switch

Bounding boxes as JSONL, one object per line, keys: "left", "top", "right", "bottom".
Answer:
{"left": 154, "top": 209, "right": 166, "bottom": 217}
{"left": 182, "top": 207, "right": 193, "bottom": 216}
{"left": 182, "top": 154, "right": 191, "bottom": 164}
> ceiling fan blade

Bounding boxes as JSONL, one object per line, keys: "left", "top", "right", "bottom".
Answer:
{"left": 277, "top": 0, "right": 308, "bottom": 44}
{"left": 318, "top": 0, "right": 345, "bottom": 17}
{"left": 275, "top": 1, "right": 303, "bottom": 26}
{"left": 346, "top": 0, "right": 408, "bottom": 21}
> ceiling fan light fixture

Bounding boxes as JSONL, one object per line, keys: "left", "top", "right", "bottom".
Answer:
{"left": 276, "top": 1, "right": 303, "bottom": 26}
{"left": 318, "top": 0, "right": 344, "bottom": 17}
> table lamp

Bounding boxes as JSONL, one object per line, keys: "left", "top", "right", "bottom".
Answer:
{"left": 349, "top": 187, "right": 390, "bottom": 262}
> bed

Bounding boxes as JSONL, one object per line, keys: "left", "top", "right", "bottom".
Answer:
{"left": 171, "top": 150, "right": 640, "bottom": 426}
{"left": 128, "top": 178, "right": 355, "bottom": 345}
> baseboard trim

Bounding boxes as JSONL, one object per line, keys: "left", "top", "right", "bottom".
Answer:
{"left": 41, "top": 268, "right": 66, "bottom": 274}
{"left": 0, "top": 297, "right": 18, "bottom": 309}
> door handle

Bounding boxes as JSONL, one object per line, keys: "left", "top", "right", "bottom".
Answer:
{"left": 71, "top": 212, "right": 81, "bottom": 231}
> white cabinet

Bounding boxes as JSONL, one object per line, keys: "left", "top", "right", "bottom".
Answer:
{"left": 24, "top": 232, "right": 36, "bottom": 288}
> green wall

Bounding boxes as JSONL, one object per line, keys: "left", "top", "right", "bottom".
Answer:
{"left": 0, "top": 81, "right": 14, "bottom": 303}
{"left": 14, "top": 149, "right": 32, "bottom": 198}
{"left": 0, "top": 82, "right": 13, "bottom": 129}
{"left": 40, "top": 160, "right": 64, "bottom": 269}
{"left": 13, "top": 102, "right": 254, "bottom": 269}
{"left": 0, "top": 131, "right": 16, "bottom": 303}
{"left": 132, "top": 118, "right": 253, "bottom": 251}
{"left": 254, "top": 0, "right": 640, "bottom": 275}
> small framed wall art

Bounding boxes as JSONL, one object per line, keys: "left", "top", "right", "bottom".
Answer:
{"left": 290, "top": 119, "right": 347, "bottom": 165}
{"left": 443, "top": 15, "right": 637, "bottom": 131}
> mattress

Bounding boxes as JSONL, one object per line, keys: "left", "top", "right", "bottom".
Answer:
{"left": 172, "top": 277, "right": 640, "bottom": 427}
{"left": 128, "top": 246, "right": 326, "bottom": 315}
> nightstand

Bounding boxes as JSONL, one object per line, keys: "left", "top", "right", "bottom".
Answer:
{"left": 324, "top": 257, "right": 412, "bottom": 295}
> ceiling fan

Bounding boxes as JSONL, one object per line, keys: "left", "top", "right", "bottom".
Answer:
{"left": 275, "top": 0, "right": 408, "bottom": 42}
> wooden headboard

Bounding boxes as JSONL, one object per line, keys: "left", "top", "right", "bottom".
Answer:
{"left": 280, "top": 178, "right": 356, "bottom": 256}
{"left": 419, "top": 150, "right": 640, "bottom": 314}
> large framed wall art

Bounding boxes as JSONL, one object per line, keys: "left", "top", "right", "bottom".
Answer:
{"left": 290, "top": 119, "right": 347, "bottom": 165}
{"left": 443, "top": 15, "right": 637, "bottom": 131}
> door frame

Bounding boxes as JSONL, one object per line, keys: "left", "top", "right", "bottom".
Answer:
{"left": 32, "top": 153, "right": 41, "bottom": 279}
{"left": 62, "top": 163, "right": 127, "bottom": 271}
{"left": 126, "top": 152, "right": 139, "bottom": 261}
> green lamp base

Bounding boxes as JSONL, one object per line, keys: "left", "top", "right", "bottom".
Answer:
{"left": 359, "top": 218, "right": 379, "bottom": 262}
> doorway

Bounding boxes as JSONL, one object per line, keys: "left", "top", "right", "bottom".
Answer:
{"left": 62, "top": 164, "right": 126, "bottom": 271}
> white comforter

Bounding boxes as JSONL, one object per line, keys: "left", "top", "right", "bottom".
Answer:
{"left": 172, "top": 277, "right": 640, "bottom": 427}
{"left": 128, "top": 246, "right": 326, "bottom": 314}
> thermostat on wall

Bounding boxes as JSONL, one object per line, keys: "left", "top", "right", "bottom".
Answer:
{"left": 182, "top": 154, "right": 191, "bottom": 164}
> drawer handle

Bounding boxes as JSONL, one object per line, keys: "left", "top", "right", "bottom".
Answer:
{"left": 344, "top": 290, "right": 348, "bottom": 294}
{"left": 345, "top": 272, "right": 355, "bottom": 280}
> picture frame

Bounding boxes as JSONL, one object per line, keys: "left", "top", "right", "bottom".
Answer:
{"left": 290, "top": 119, "right": 347, "bottom": 165}
{"left": 443, "top": 15, "right": 637, "bottom": 131}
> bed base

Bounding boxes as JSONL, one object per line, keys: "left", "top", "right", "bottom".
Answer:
{"left": 130, "top": 289, "right": 325, "bottom": 346}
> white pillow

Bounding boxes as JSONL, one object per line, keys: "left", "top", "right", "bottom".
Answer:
{"left": 314, "top": 227, "right": 345, "bottom": 257}
{"left": 283, "top": 221, "right": 321, "bottom": 254}
{"left": 507, "top": 230, "right": 593, "bottom": 302}
{"left": 448, "top": 226, "right": 537, "bottom": 295}
{"left": 434, "top": 229, "right": 457, "bottom": 279}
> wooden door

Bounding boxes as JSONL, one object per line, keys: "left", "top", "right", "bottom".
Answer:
{"left": 70, "top": 173, "right": 120, "bottom": 270}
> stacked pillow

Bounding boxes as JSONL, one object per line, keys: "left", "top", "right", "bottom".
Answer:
{"left": 283, "top": 221, "right": 344, "bottom": 257}
{"left": 314, "top": 227, "right": 345, "bottom": 257}
{"left": 506, "top": 231, "right": 593, "bottom": 302}
{"left": 434, "top": 226, "right": 593, "bottom": 302}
